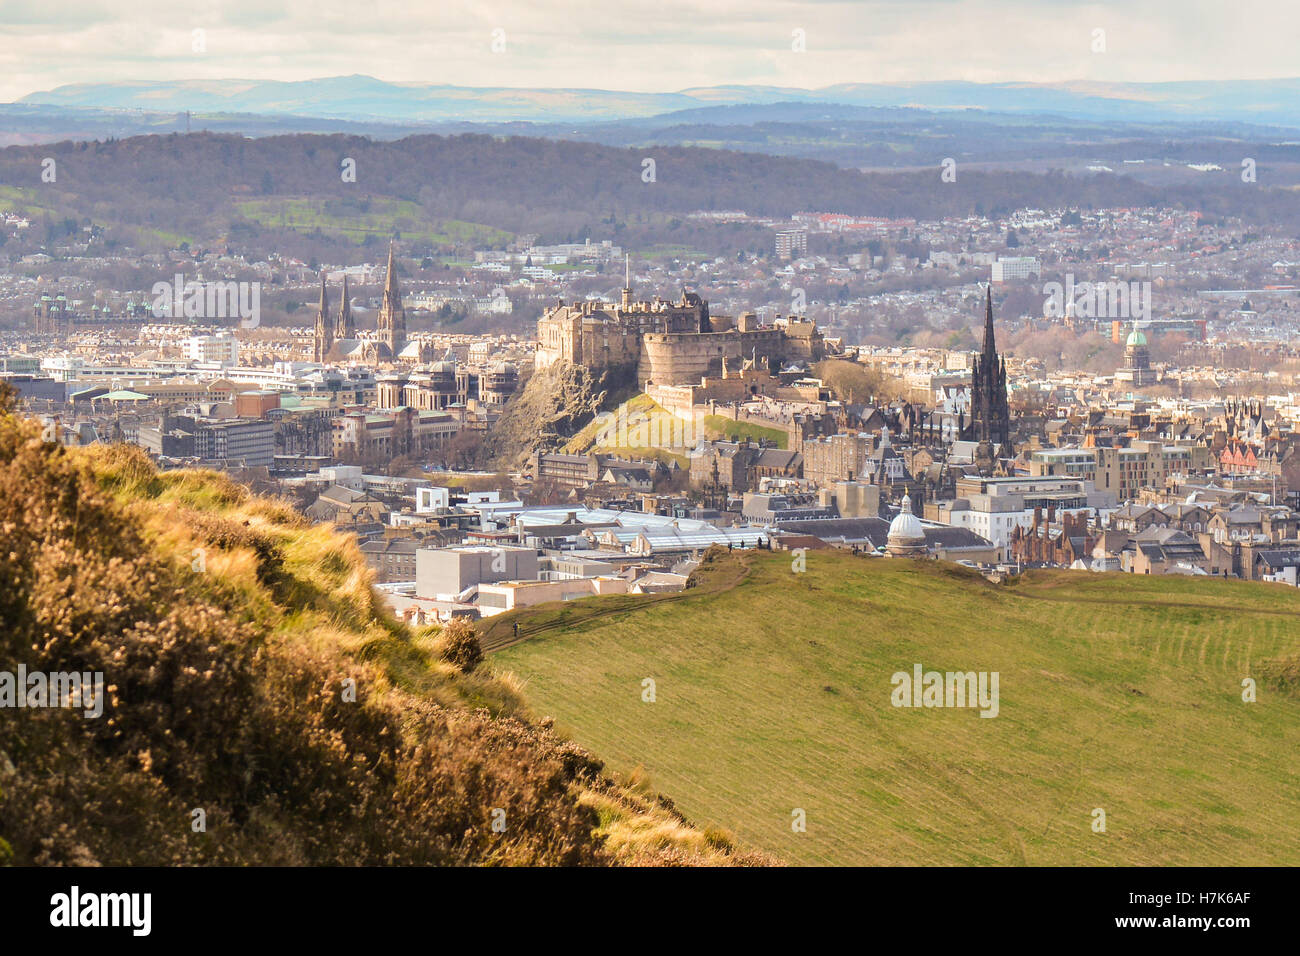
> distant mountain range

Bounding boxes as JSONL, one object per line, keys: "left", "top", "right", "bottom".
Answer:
{"left": 19, "top": 75, "right": 1300, "bottom": 127}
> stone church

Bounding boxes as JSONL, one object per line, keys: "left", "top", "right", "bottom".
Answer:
{"left": 312, "top": 242, "right": 430, "bottom": 365}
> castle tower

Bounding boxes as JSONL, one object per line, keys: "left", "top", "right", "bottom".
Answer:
{"left": 312, "top": 277, "right": 332, "bottom": 363}
{"left": 335, "top": 273, "right": 355, "bottom": 340}
{"left": 377, "top": 242, "right": 406, "bottom": 358}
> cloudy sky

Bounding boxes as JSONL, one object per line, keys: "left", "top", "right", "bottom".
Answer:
{"left": 0, "top": 0, "right": 1295, "bottom": 101}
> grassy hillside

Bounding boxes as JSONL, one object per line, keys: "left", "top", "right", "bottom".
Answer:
{"left": 492, "top": 548, "right": 1300, "bottom": 865}
{"left": 701, "top": 414, "right": 788, "bottom": 448}
{"left": 563, "top": 393, "right": 690, "bottom": 468}
{"left": 0, "top": 403, "right": 768, "bottom": 866}
{"left": 561, "top": 393, "right": 789, "bottom": 463}
{"left": 234, "top": 197, "right": 511, "bottom": 247}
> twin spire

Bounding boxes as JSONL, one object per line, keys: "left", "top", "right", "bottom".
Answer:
{"left": 337, "top": 274, "right": 353, "bottom": 338}
{"left": 309, "top": 242, "right": 406, "bottom": 360}
{"left": 314, "top": 273, "right": 355, "bottom": 340}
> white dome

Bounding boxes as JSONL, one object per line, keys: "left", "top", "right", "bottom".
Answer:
{"left": 888, "top": 494, "right": 925, "bottom": 542}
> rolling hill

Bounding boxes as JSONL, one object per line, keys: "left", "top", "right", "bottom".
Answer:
{"left": 22, "top": 75, "right": 1300, "bottom": 127}
{"left": 0, "top": 399, "right": 768, "bottom": 866}
{"left": 489, "top": 548, "right": 1300, "bottom": 866}
{"left": 4, "top": 130, "right": 1300, "bottom": 263}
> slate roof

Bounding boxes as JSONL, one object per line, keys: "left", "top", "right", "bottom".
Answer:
{"left": 1254, "top": 549, "right": 1300, "bottom": 570}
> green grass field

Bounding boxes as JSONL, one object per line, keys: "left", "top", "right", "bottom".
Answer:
{"left": 561, "top": 394, "right": 788, "bottom": 464}
{"left": 233, "top": 197, "right": 511, "bottom": 247}
{"left": 492, "top": 551, "right": 1300, "bottom": 865}
{"left": 563, "top": 393, "right": 690, "bottom": 468}
{"left": 0, "top": 184, "right": 54, "bottom": 216}
{"left": 702, "top": 415, "right": 788, "bottom": 448}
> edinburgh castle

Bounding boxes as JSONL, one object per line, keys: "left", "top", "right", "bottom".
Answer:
{"left": 535, "top": 278, "right": 826, "bottom": 388}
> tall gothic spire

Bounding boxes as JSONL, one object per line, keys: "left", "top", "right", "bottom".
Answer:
{"left": 982, "top": 284, "right": 996, "bottom": 356}
{"left": 378, "top": 240, "right": 406, "bottom": 358}
{"left": 967, "top": 283, "right": 1010, "bottom": 451}
{"left": 313, "top": 275, "right": 332, "bottom": 363}
{"left": 384, "top": 241, "right": 400, "bottom": 301}
{"left": 335, "top": 273, "right": 354, "bottom": 339}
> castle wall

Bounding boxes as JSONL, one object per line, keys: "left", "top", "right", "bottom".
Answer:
{"left": 772, "top": 319, "right": 825, "bottom": 363}
{"left": 538, "top": 298, "right": 827, "bottom": 389}
{"left": 645, "top": 383, "right": 698, "bottom": 420}
{"left": 579, "top": 322, "right": 642, "bottom": 371}
{"left": 536, "top": 314, "right": 582, "bottom": 368}
{"left": 538, "top": 313, "right": 643, "bottom": 371}
{"left": 640, "top": 328, "right": 790, "bottom": 388}
{"left": 737, "top": 328, "right": 790, "bottom": 368}
{"left": 639, "top": 332, "right": 737, "bottom": 387}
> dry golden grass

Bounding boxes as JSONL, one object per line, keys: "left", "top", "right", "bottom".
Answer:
{"left": 0, "top": 420, "right": 752, "bottom": 866}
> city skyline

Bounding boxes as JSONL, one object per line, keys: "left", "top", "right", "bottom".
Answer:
{"left": 2, "top": 0, "right": 1297, "bottom": 900}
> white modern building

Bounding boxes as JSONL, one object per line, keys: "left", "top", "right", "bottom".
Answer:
{"left": 930, "top": 477, "right": 1116, "bottom": 552}
{"left": 183, "top": 334, "right": 240, "bottom": 366}
{"left": 991, "top": 256, "right": 1042, "bottom": 282}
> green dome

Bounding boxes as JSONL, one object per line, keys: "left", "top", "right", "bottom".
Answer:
{"left": 1126, "top": 327, "right": 1147, "bottom": 347}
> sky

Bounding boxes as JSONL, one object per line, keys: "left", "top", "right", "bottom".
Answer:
{"left": 0, "top": 0, "right": 1296, "bottom": 102}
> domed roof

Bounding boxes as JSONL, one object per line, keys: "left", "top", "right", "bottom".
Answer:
{"left": 1126, "top": 326, "right": 1147, "bottom": 347}
{"left": 887, "top": 493, "right": 925, "bottom": 542}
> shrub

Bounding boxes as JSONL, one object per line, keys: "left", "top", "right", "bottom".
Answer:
{"left": 438, "top": 617, "right": 485, "bottom": 674}
{"left": 0, "top": 412, "right": 604, "bottom": 866}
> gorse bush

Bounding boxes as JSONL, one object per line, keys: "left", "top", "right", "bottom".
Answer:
{"left": 0, "top": 414, "right": 606, "bottom": 865}
{"left": 438, "top": 618, "right": 484, "bottom": 674}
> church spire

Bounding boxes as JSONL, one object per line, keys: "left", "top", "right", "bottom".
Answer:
{"left": 384, "top": 240, "right": 400, "bottom": 300}
{"left": 312, "top": 275, "right": 332, "bottom": 363}
{"left": 335, "top": 273, "right": 354, "bottom": 339}
{"left": 966, "top": 284, "right": 1010, "bottom": 451}
{"left": 378, "top": 240, "right": 406, "bottom": 358}
{"left": 982, "top": 284, "right": 996, "bottom": 356}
